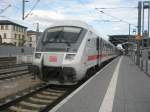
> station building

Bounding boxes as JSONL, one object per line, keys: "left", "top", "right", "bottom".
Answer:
{"left": 0, "top": 20, "right": 27, "bottom": 46}
{"left": 26, "top": 30, "right": 37, "bottom": 48}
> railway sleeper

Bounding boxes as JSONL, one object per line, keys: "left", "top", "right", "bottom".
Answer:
{"left": 42, "top": 90, "right": 65, "bottom": 95}
{"left": 9, "top": 106, "right": 38, "bottom": 112}
{"left": 20, "top": 101, "right": 46, "bottom": 108}
{"left": 40, "top": 91, "right": 63, "bottom": 96}
{"left": 36, "top": 94, "right": 58, "bottom": 100}
{"left": 46, "top": 88, "right": 66, "bottom": 93}
{"left": 29, "top": 97, "right": 53, "bottom": 103}
{"left": 25, "top": 98, "right": 52, "bottom": 105}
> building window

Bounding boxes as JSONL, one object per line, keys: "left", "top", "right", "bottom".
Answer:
{"left": 29, "top": 37, "right": 32, "bottom": 42}
{"left": 13, "top": 25, "right": 15, "bottom": 31}
{"left": 18, "top": 34, "right": 21, "bottom": 40}
{"left": 18, "top": 26, "right": 19, "bottom": 31}
{"left": 19, "top": 27, "right": 21, "bottom": 32}
{"left": 18, "top": 27, "right": 20, "bottom": 32}
{"left": 1, "top": 25, "right": 4, "bottom": 30}
{"left": 22, "top": 35, "right": 24, "bottom": 40}
{"left": 14, "top": 34, "right": 17, "bottom": 40}
{"left": 5, "top": 25, "right": 8, "bottom": 30}
{"left": 15, "top": 26, "right": 17, "bottom": 31}
{"left": 16, "top": 26, "right": 18, "bottom": 31}
{"left": 23, "top": 28, "right": 25, "bottom": 33}
{"left": 29, "top": 44, "right": 32, "bottom": 47}
{"left": 4, "top": 33, "right": 7, "bottom": 39}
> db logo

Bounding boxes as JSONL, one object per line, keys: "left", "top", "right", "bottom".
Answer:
{"left": 48, "top": 56, "right": 57, "bottom": 62}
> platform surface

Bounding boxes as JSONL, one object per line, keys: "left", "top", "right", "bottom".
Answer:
{"left": 50, "top": 56, "right": 150, "bottom": 112}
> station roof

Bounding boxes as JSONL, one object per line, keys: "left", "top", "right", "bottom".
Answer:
{"left": 109, "top": 35, "right": 135, "bottom": 46}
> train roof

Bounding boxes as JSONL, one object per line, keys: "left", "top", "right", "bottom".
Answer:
{"left": 49, "top": 20, "right": 93, "bottom": 30}
{"left": 47, "top": 20, "right": 116, "bottom": 47}
{"left": 48, "top": 20, "right": 102, "bottom": 36}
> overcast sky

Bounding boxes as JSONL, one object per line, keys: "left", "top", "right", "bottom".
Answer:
{"left": 0, "top": 0, "right": 142, "bottom": 40}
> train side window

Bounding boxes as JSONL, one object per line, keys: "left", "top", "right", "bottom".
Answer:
{"left": 101, "top": 40, "right": 104, "bottom": 49}
{"left": 100, "top": 38, "right": 103, "bottom": 51}
{"left": 87, "top": 32, "right": 96, "bottom": 48}
{"left": 96, "top": 37, "right": 100, "bottom": 50}
{"left": 87, "top": 32, "right": 92, "bottom": 48}
{"left": 103, "top": 42, "right": 105, "bottom": 51}
{"left": 89, "top": 38, "right": 96, "bottom": 48}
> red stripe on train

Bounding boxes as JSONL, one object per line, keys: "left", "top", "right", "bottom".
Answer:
{"left": 88, "top": 55, "right": 98, "bottom": 61}
{"left": 87, "top": 54, "right": 108, "bottom": 61}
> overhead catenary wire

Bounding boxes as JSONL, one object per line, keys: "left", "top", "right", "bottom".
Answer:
{"left": 77, "top": 0, "right": 114, "bottom": 26}
{"left": 0, "top": 0, "right": 21, "bottom": 19}
{"left": 95, "top": 7, "right": 137, "bottom": 10}
{"left": 7, "top": 0, "right": 20, "bottom": 9}
{"left": 0, "top": 4, "right": 11, "bottom": 15}
{"left": 24, "top": 0, "right": 40, "bottom": 19}
{"left": 78, "top": 0, "right": 98, "bottom": 20}
{"left": 95, "top": 20, "right": 122, "bottom": 23}
{"left": 95, "top": 6, "right": 137, "bottom": 24}
{"left": 78, "top": 0, "right": 137, "bottom": 28}
{"left": 95, "top": 9, "right": 137, "bottom": 27}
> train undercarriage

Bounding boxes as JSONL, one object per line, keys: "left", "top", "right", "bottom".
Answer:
{"left": 30, "top": 65, "right": 77, "bottom": 84}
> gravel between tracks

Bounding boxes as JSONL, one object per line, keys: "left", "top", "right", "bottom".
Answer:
{"left": 0, "top": 76, "right": 43, "bottom": 99}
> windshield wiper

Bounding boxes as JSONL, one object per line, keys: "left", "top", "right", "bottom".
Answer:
{"left": 42, "top": 30, "right": 63, "bottom": 45}
{"left": 61, "top": 32, "right": 71, "bottom": 47}
{"left": 62, "top": 39, "right": 71, "bottom": 47}
{"left": 42, "top": 30, "right": 71, "bottom": 47}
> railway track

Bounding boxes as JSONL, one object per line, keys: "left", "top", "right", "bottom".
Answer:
{"left": 0, "top": 57, "right": 115, "bottom": 112}
{"left": 0, "top": 57, "right": 16, "bottom": 68}
{"left": 0, "top": 64, "right": 32, "bottom": 81}
{"left": 0, "top": 83, "right": 75, "bottom": 112}
{"left": 0, "top": 57, "right": 31, "bottom": 69}
{"left": 0, "top": 63, "right": 31, "bottom": 69}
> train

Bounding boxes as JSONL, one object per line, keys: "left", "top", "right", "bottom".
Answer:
{"left": 32, "top": 20, "right": 119, "bottom": 85}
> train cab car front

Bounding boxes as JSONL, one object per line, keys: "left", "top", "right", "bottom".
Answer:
{"left": 41, "top": 52, "right": 85, "bottom": 85}
{"left": 32, "top": 24, "right": 88, "bottom": 85}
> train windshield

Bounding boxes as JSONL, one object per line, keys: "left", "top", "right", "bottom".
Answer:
{"left": 44, "top": 27, "right": 81, "bottom": 44}
{"left": 36, "top": 26, "right": 86, "bottom": 52}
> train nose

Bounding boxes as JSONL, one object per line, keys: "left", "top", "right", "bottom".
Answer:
{"left": 43, "top": 53, "right": 64, "bottom": 66}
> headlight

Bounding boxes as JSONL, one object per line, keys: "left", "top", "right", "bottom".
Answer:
{"left": 65, "top": 54, "right": 76, "bottom": 61}
{"left": 35, "top": 53, "right": 41, "bottom": 59}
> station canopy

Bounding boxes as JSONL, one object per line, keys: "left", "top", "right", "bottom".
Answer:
{"left": 109, "top": 35, "right": 135, "bottom": 46}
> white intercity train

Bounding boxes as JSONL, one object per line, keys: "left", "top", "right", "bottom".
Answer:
{"left": 32, "top": 20, "right": 119, "bottom": 85}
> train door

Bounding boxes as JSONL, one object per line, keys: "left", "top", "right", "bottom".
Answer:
{"left": 100, "top": 38, "right": 103, "bottom": 65}
{"left": 85, "top": 31, "right": 97, "bottom": 69}
{"left": 100, "top": 39, "right": 104, "bottom": 62}
{"left": 96, "top": 37, "right": 100, "bottom": 66}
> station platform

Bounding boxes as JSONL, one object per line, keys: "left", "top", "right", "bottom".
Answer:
{"left": 50, "top": 56, "right": 150, "bottom": 112}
